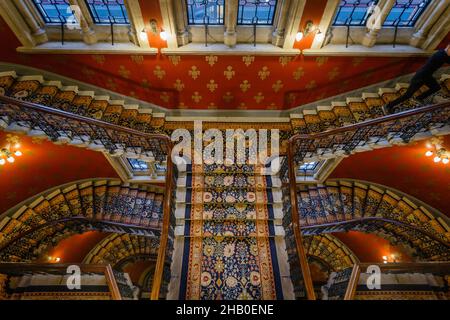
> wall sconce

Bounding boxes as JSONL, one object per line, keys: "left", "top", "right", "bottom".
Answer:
{"left": 140, "top": 19, "right": 168, "bottom": 41}
{"left": 425, "top": 137, "right": 449, "bottom": 164}
{"left": 0, "top": 135, "right": 22, "bottom": 165}
{"left": 296, "top": 20, "right": 323, "bottom": 42}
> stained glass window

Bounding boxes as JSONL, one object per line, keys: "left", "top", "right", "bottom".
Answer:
{"left": 237, "top": 0, "right": 278, "bottom": 25}
{"left": 299, "top": 162, "right": 319, "bottom": 171}
{"left": 332, "top": 0, "right": 379, "bottom": 26}
{"left": 383, "top": 0, "right": 430, "bottom": 27}
{"left": 127, "top": 158, "right": 149, "bottom": 171}
{"left": 186, "top": 0, "right": 225, "bottom": 25}
{"left": 32, "top": 0, "right": 72, "bottom": 23}
{"left": 85, "top": 0, "right": 129, "bottom": 24}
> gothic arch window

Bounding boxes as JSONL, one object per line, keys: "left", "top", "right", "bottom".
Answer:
{"left": 185, "top": 0, "right": 225, "bottom": 25}
{"left": 332, "top": 0, "right": 378, "bottom": 26}
{"left": 85, "top": 0, "right": 130, "bottom": 25}
{"left": 383, "top": 0, "right": 431, "bottom": 27}
{"left": 31, "top": 0, "right": 72, "bottom": 24}
{"left": 237, "top": 0, "right": 278, "bottom": 25}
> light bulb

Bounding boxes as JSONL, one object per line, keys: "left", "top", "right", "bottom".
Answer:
{"left": 7, "top": 156, "right": 14, "bottom": 163}
{"left": 315, "top": 30, "right": 324, "bottom": 42}
{"left": 0, "top": 159, "right": 5, "bottom": 165}
{"left": 14, "top": 143, "right": 20, "bottom": 148}
{"left": 382, "top": 256, "right": 387, "bottom": 260}
{"left": 443, "top": 158, "right": 449, "bottom": 164}
{"left": 160, "top": 30, "right": 168, "bottom": 41}
{"left": 14, "top": 150, "right": 22, "bottom": 157}
{"left": 139, "top": 29, "right": 148, "bottom": 42}
{"left": 295, "top": 32, "right": 304, "bottom": 42}
{"left": 433, "top": 156, "right": 441, "bottom": 163}
{"left": 425, "top": 150, "right": 433, "bottom": 157}
{"left": 55, "top": 257, "right": 61, "bottom": 262}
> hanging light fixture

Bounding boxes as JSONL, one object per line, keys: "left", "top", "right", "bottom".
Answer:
{"left": 424, "top": 136, "right": 449, "bottom": 165}
{"left": 295, "top": 20, "right": 322, "bottom": 42}
{"left": 0, "top": 135, "right": 23, "bottom": 166}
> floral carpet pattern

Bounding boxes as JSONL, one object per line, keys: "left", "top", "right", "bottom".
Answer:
{"left": 180, "top": 164, "right": 283, "bottom": 300}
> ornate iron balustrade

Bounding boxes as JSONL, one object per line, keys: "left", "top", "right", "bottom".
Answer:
{"left": 0, "top": 95, "right": 175, "bottom": 301}
{"left": 284, "top": 102, "right": 450, "bottom": 299}
{"left": 290, "top": 101, "right": 450, "bottom": 165}
{"left": 0, "top": 95, "right": 169, "bottom": 161}
{"left": 279, "top": 157, "right": 316, "bottom": 300}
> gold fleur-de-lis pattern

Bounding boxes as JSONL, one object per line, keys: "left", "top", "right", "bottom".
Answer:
{"left": 279, "top": 56, "right": 292, "bottom": 67}
{"left": 192, "top": 91, "right": 202, "bottom": 103}
{"left": 174, "top": 79, "right": 184, "bottom": 92}
{"left": 118, "top": 65, "right": 130, "bottom": 79}
{"left": 242, "top": 55, "right": 255, "bottom": 66}
{"left": 131, "top": 55, "right": 144, "bottom": 64}
{"left": 254, "top": 92, "right": 264, "bottom": 103}
{"left": 224, "top": 66, "right": 235, "bottom": 80}
{"left": 272, "top": 80, "right": 283, "bottom": 93}
{"left": 205, "top": 55, "right": 218, "bottom": 66}
{"left": 32, "top": 49, "right": 422, "bottom": 110}
{"left": 207, "top": 80, "right": 218, "bottom": 92}
{"left": 189, "top": 66, "right": 201, "bottom": 80}
{"left": 160, "top": 92, "right": 170, "bottom": 103}
{"left": 258, "top": 66, "right": 270, "bottom": 80}
{"left": 293, "top": 67, "right": 305, "bottom": 80}
{"left": 223, "top": 92, "right": 234, "bottom": 103}
{"left": 153, "top": 66, "right": 166, "bottom": 80}
{"left": 169, "top": 55, "right": 181, "bottom": 66}
{"left": 240, "top": 80, "right": 251, "bottom": 92}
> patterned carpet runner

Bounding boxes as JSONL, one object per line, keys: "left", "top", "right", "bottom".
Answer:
{"left": 177, "top": 164, "right": 284, "bottom": 300}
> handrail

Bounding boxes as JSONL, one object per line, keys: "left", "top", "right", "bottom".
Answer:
{"left": 300, "top": 216, "right": 450, "bottom": 248}
{"left": 287, "top": 145, "right": 316, "bottom": 300}
{"left": 343, "top": 262, "right": 450, "bottom": 300}
{"left": 0, "top": 95, "right": 176, "bottom": 301}
{"left": 286, "top": 101, "right": 450, "bottom": 300}
{"left": 0, "top": 263, "right": 123, "bottom": 300}
{"left": 0, "top": 216, "right": 162, "bottom": 254}
{"left": 289, "top": 101, "right": 450, "bottom": 163}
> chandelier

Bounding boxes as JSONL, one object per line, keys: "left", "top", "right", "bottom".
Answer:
{"left": 0, "top": 134, "right": 23, "bottom": 165}
{"left": 424, "top": 136, "right": 449, "bottom": 164}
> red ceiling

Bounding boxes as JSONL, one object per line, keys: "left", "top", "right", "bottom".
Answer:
{"left": 44, "top": 231, "right": 109, "bottom": 264}
{"left": 329, "top": 135, "right": 450, "bottom": 216}
{"left": 333, "top": 231, "right": 412, "bottom": 263}
{"left": 0, "top": 131, "right": 118, "bottom": 214}
{"left": 0, "top": 4, "right": 439, "bottom": 110}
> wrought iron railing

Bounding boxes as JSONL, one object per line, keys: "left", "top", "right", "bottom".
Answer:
{"left": 285, "top": 101, "right": 450, "bottom": 299}
{"left": 280, "top": 156, "right": 316, "bottom": 300}
{"left": 289, "top": 101, "right": 450, "bottom": 165}
{"left": 0, "top": 95, "right": 175, "bottom": 300}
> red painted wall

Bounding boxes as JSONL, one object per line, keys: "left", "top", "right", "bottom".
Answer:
{"left": 329, "top": 135, "right": 450, "bottom": 215}
{"left": 0, "top": 131, "right": 118, "bottom": 213}
{"left": 334, "top": 231, "right": 412, "bottom": 263}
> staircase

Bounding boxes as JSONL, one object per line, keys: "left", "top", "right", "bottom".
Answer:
{"left": 0, "top": 179, "right": 165, "bottom": 262}
{"left": 169, "top": 163, "right": 293, "bottom": 300}
{"left": 297, "top": 180, "right": 450, "bottom": 261}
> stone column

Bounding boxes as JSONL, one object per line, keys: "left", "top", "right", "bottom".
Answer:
{"left": 15, "top": 0, "right": 48, "bottom": 44}
{"left": 224, "top": 0, "right": 238, "bottom": 47}
{"left": 173, "top": 0, "right": 189, "bottom": 46}
{"left": 282, "top": 0, "right": 307, "bottom": 49}
{"left": 361, "top": 0, "right": 395, "bottom": 47}
{"left": 159, "top": 0, "right": 179, "bottom": 49}
{"left": 0, "top": 0, "right": 36, "bottom": 47}
{"left": 420, "top": 5, "right": 450, "bottom": 50}
{"left": 69, "top": 0, "right": 97, "bottom": 44}
{"left": 271, "top": 0, "right": 291, "bottom": 46}
{"left": 410, "top": 0, "right": 450, "bottom": 48}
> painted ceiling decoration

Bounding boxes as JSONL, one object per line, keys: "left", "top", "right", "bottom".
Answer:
{"left": 0, "top": 16, "right": 433, "bottom": 111}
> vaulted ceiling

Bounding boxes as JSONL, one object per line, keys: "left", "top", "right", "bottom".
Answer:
{"left": 0, "top": 2, "right": 445, "bottom": 111}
